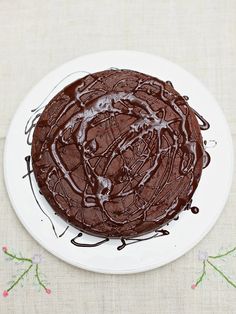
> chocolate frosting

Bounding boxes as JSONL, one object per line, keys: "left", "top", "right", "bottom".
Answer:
{"left": 31, "top": 69, "right": 207, "bottom": 238}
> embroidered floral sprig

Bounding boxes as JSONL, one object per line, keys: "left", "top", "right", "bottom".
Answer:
{"left": 192, "top": 247, "right": 236, "bottom": 289}
{"left": 2, "top": 246, "right": 51, "bottom": 297}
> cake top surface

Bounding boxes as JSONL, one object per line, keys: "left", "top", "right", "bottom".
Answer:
{"left": 32, "top": 69, "right": 205, "bottom": 238}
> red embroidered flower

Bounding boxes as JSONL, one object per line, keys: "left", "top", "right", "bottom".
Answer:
{"left": 45, "top": 288, "right": 51, "bottom": 294}
{"left": 3, "top": 290, "right": 9, "bottom": 297}
{"left": 2, "top": 246, "right": 8, "bottom": 253}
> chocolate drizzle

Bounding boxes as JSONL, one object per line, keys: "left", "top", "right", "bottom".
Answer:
{"left": 31, "top": 69, "right": 211, "bottom": 238}
{"left": 59, "top": 225, "right": 69, "bottom": 238}
{"left": 204, "top": 140, "right": 217, "bottom": 149}
{"left": 25, "top": 70, "right": 91, "bottom": 145}
{"left": 23, "top": 156, "right": 58, "bottom": 238}
{"left": 31, "top": 70, "right": 91, "bottom": 113}
{"left": 191, "top": 108, "right": 210, "bottom": 130}
{"left": 25, "top": 114, "right": 41, "bottom": 145}
{"left": 203, "top": 151, "right": 211, "bottom": 169}
{"left": 117, "top": 229, "right": 169, "bottom": 251}
{"left": 166, "top": 80, "right": 174, "bottom": 87}
{"left": 71, "top": 233, "right": 109, "bottom": 247}
{"left": 70, "top": 228, "right": 169, "bottom": 250}
{"left": 190, "top": 206, "right": 199, "bottom": 214}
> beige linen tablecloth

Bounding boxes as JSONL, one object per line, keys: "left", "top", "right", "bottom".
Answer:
{"left": 0, "top": 1, "right": 235, "bottom": 313}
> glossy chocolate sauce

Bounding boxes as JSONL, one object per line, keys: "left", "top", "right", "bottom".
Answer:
{"left": 190, "top": 206, "right": 199, "bottom": 214}
{"left": 31, "top": 69, "right": 210, "bottom": 239}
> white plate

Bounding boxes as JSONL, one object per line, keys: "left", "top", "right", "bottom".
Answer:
{"left": 4, "top": 51, "right": 234, "bottom": 274}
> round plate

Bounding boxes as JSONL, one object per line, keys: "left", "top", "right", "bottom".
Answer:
{"left": 4, "top": 51, "right": 234, "bottom": 274}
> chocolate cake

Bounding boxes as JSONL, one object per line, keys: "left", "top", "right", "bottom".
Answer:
{"left": 31, "top": 69, "right": 208, "bottom": 238}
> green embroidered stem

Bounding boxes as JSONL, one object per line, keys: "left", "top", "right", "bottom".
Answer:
{"left": 4, "top": 251, "right": 32, "bottom": 263}
{"left": 195, "top": 260, "right": 206, "bottom": 286}
{"left": 7, "top": 264, "right": 33, "bottom": 292}
{"left": 35, "top": 264, "right": 47, "bottom": 290}
{"left": 208, "top": 247, "right": 236, "bottom": 259}
{"left": 3, "top": 247, "right": 51, "bottom": 296}
{"left": 207, "top": 260, "right": 236, "bottom": 288}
